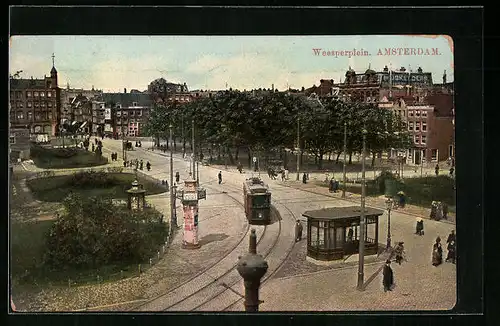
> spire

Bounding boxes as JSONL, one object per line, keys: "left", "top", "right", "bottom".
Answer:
{"left": 50, "top": 53, "right": 58, "bottom": 75}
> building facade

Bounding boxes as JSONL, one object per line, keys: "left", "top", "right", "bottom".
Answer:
{"left": 9, "top": 64, "right": 61, "bottom": 136}
{"left": 95, "top": 90, "right": 153, "bottom": 137}
{"left": 60, "top": 85, "right": 102, "bottom": 123}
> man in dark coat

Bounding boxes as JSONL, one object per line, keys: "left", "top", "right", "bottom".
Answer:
{"left": 446, "top": 240, "right": 456, "bottom": 264}
{"left": 302, "top": 173, "right": 307, "bottom": 184}
{"left": 175, "top": 172, "right": 180, "bottom": 183}
{"left": 329, "top": 179, "right": 335, "bottom": 192}
{"left": 435, "top": 164, "right": 440, "bottom": 176}
{"left": 218, "top": 171, "right": 222, "bottom": 184}
{"left": 432, "top": 237, "right": 443, "bottom": 266}
{"left": 295, "top": 220, "right": 303, "bottom": 242}
{"left": 383, "top": 259, "right": 394, "bottom": 292}
{"left": 446, "top": 230, "right": 456, "bottom": 245}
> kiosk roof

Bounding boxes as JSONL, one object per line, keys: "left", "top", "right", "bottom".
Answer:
{"left": 302, "top": 206, "right": 384, "bottom": 220}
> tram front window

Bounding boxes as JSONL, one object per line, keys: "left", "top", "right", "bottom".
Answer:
{"left": 253, "top": 195, "right": 268, "bottom": 207}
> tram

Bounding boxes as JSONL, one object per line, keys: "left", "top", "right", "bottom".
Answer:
{"left": 243, "top": 177, "right": 272, "bottom": 225}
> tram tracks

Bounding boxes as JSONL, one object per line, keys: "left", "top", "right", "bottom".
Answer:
{"left": 133, "top": 182, "right": 264, "bottom": 311}
{"left": 216, "top": 201, "right": 298, "bottom": 312}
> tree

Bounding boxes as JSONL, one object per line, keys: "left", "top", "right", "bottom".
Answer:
{"left": 44, "top": 193, "right": 166, "bottom": 271}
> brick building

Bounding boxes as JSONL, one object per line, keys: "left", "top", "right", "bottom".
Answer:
{"left": 60, "top": 84, "right": 102, "bottom": 125}
{"left": 9, "top": 61, "right": 61, "bottom": 136}
{"left": 95, "top": 89, "right": 153, "bottom": 137}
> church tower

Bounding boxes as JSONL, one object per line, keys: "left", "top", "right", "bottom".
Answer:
{"left": 50, "top": 53, "right": 58, "bottom": 88}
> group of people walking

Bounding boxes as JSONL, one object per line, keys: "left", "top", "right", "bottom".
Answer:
{"left": 123, "top": 158, "right": 151, "bottom": 171}
{"left": 432, "top": 230, "right": 456, "bottom": 266}
{"left": 383, "top": 230, "right": 456, "bottom": 292}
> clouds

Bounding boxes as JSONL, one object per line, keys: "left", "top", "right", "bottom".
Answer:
{"left": 9, "top": 35, "right": 454, "bottom": 91}
{"left": 185, "top": 53, "right": 332, "bottom": 90}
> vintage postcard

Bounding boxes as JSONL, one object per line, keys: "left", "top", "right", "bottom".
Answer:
{"left": 9, "top": 35, "right": 456, "bottom": 312}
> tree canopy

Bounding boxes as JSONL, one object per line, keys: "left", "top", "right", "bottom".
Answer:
{"left": 143, "top": 90, "right": 411, "bottom": 167}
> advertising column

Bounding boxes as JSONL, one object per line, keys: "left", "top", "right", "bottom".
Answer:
{"left": 182, "top": 179, "right": 201, "bottom": 249}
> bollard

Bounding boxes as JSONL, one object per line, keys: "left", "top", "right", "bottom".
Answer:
{"left": 162, "top": 245, "right": 165, "bottom": 253}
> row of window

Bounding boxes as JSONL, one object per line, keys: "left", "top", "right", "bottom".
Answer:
{"left": 11, "top": 101, "right": 56, "bottom": 108}
{"left": 14, "top": 111, "right": 53, "bottom": 120}
{"left": 116, "top": 110, "right": 143, "bottom": 117}
{"left": 409, "top": 121, "right": 427, "bottom": 132}
{"left": 408, "top": 110, "right": 428, "bottom": 118}
{"left": 13, "top": 91, "right": 55, "bottom": 98}
{"left": 414, "top": 134, "right": 427, "bottom": 145}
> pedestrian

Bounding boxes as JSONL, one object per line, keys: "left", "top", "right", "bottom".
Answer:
{"left": 329, "top": 178, "right": 335, "bottom": 192}
{"left": 218, "top": 171, "right": 222, "bottom": 184}
{"left": 175, "top": 171, "right": 180, "bottom": 183}
{"left": 442, "top": 202, "right": 448, "bottom": 219}
{"left": 334, "top": 180, "right": 339, "bottom": 193}
{"left": 449, "top": 166, "right": 454, "bottom": 176}
{"left": 446, "top": 240, "right": 456, "bottom": 264}
{"left": 237, "top": 162, "right": 243, "bottom": 173}
{"left": 382, "top": 259, "right": 394, "bottom": 292}
{"left": 123, "top": 160, "right": 127, "bottom": 167}
{"left": 347, "top": 227, "right": 354, "bottom": 242}
{"left": 139, "top": 160, "right": 144, "bottom": 170}
{"left": 302, "top": 173, "right": 307, "bottom": 184}
{"left": 397, "top": 191, "right": 406, "bottom": 208}
{"left": 394, "top": 242, "right": 405, "bottom": 265}
{"left": 295, "top": 220, "right": 303, "bottom": 242}
{"left": 146, "top": 161, "right": 151, "bottom": 171}
{"left": 446, "top": 230, "right": 456, "bottom": 245}
{"left": 435, "top": 163, "right": 440, "bottom": 176}
{"left": 281, "top": 170, "right": 286, "bottom": 181}
{"left": 432, "top": 236, "right": 443, "bottom": 266}
{"left": 430, "top": 201, "right": 437, "bottom": 220}
{"left": 91, "top": 143, "right": 95, "bottom": 152}
{"left": 285, "top": 168, "right": 289, "bottom": 180}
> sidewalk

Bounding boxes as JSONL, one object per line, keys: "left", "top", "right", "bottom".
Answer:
{"left": 280, "top": 181, "right": 455, "bottom": 224}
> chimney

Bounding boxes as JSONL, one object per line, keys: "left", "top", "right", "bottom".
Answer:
{"left": 124, "top": 88, "right": 127, "bottom": 93}
{"left": 443, "top": 70, "right": 447, "bottom": 84}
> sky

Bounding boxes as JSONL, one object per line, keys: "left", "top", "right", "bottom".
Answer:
{"left": 9, "top": 35, "right": 454, "bottom": 93}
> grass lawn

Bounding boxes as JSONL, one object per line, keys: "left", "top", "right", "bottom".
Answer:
{"left": 315, "top": 175, "right": 455, "bottom": 209}
{"left": 27, "top": 172, "right": 166, "bottom": 202}
{"left": 10, "top": 216, "right": 166, "bottom": 287}
{"left": 10, "top": 219, "right": 55, "bottom": 285}
{"left": 31, "top": 146, "right": 108, "bottom": 169}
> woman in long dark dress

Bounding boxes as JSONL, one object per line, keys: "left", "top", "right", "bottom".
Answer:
{"left": 383, "top": 259, "right": 394, "bottom": 292}
{"left": 432, "top": 237, "right": 443, "bottom": 266}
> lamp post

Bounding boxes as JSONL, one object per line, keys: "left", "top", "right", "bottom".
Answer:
{"left": 357, "top": 128, "right": 367, "bottom": 291}
{"left": 236, "top": 229, "right": 268, "bottom": 312}
{"left": 169, "top": 125, "right": 176, "bottom": 228}
{"left": 296, "top": 117, "right": 300, "bottom": 181}
{"left": 385, "top": 198, "right": 393, "bottom": 250}
{"left": 342, "top": 122, "right": 347, "bottom": 198}
{"left": 192, "top": 119, "right": 196, "bottom": 180}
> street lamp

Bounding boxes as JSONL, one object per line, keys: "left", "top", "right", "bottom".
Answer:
{"left": 169, "top": 124, "right": 176, "bottom": 228}
{"left": 296, "top": 117, "right": 300, "bottom": 181}
{"left": 357, "top": 128, "right": 367, "bottom": 291}
{"left": 385, "top": 198, "right": 393, "bottom": 250}
{"left": 342, "top": 122, "right": 347, "bottom": 198}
